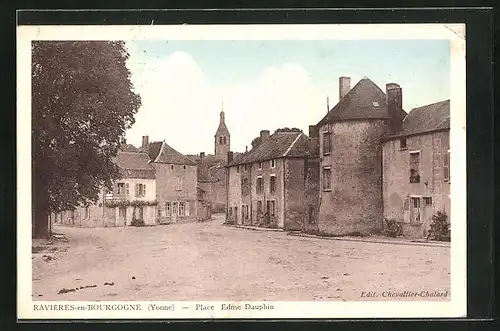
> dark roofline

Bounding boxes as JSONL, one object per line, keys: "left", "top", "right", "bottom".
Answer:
{"left": 226, "top": 155, "right": 287, "bottom": 168}
{"left": 383, "top": 127, "right": 450, "bottom": 142}
{"left": 317, "top": 77, "right": 388, "bottom": 126}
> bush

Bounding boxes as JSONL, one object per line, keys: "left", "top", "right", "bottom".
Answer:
{"left": 384, "top": 218, "right": 403, "bottom": 238}
{"left": 427, "top": 211, "right": 450, "bottom": 241}
{"left": 130, "top": 218, "right": 145, "bottom": 227}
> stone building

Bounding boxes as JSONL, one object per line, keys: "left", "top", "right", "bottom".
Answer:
{"left": 225, "top": 129, "right": 308, "bottom": 230}
{"left": 53, "top": 150, "right": 157, "bottom": 227}
{"left": 309, "top": 77, "right": 407, "bottom": 236}
{"left": 141, "top": 137, "right": 200, "bottom": 223}
{"left": 382, "top": 100, "right": 450, "bottom": 238}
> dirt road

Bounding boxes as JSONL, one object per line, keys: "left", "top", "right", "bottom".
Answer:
{"left": 32, "top": 215, "right": 450, "bottom": 301}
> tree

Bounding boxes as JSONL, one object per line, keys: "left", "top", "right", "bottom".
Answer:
{"left": 32, "top": 41, "right": 141, "bottom": 238}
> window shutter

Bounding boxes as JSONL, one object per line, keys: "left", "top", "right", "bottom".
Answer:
{"left": 185, "top": 202, "right": 190, "bottom": 216}
{"left": 143, "top": 184, "right": 146, "bottom": 197}
{"left": 126, "top": 183, "right": 130, "bottom": 195}
{"left": 135, "top": 184, "right": 140, "bottom": 197}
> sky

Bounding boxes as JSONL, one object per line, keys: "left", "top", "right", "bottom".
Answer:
{"left": 124, "top": 39, "right": 450, "bottom": 155}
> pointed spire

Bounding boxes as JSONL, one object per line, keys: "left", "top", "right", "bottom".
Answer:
{"left": 220, "top": 101, "right": 225, "bottom": 123}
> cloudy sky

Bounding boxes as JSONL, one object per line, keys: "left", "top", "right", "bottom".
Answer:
{"left": 124, "top": 39, "right": 450, "bottom": 155}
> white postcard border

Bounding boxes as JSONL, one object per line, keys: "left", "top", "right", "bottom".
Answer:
{"left": 17, "top": 23, "right": 466, "bottom": 320}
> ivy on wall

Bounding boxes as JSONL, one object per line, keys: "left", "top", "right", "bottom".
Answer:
{"left": 104, "top": 199, "right": 158, "bottom": 208}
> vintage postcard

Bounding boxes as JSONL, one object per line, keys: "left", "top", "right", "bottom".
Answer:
{"left": 17, "top": 23, "right": 466, "bottom": 320}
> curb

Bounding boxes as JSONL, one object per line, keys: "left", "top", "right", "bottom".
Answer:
{"left": 224, "top": 224, "right": 284, "bottom": 233}
{"left": 287, "top": 232, "right": 450, "bottom": 248}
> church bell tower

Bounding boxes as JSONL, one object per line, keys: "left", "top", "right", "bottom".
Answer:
{"left": 214, "top": 102, "right": 230, "bottom": 163}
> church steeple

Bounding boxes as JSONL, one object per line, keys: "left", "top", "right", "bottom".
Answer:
{"left": 214, "top": 102, "right": 230, "bottom": 162}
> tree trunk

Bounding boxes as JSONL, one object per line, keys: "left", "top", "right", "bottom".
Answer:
{"left": 33, "top": 212, "right": 50, "bottom": 238}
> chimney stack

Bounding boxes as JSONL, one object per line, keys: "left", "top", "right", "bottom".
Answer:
{"left": 339, "top": 76, "right": 351, "bottom": 99}
{"left": 386, "top": 83, "right": 404, "bottom": 134}
{"left": 141, "top": 135, "right": 149, "bottom": 151}
{"left": 308, "top": 125, "right": 318, "bottom": 138}
{"left": 227, "top": 151, "right": 234, "bottom": 163}
{"left": 200, "top": 152, "right": 205, "bottom": 162}
{"left": 260, "top": 130, "right": 270, "bottom": 142}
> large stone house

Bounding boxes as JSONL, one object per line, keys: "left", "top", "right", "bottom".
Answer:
{"left": 52, "top": 150, "right": 157, "bottom": 227}
{"left": 382, "top": 100, "right": 450, "bottom": 238}
{"left": 141, "top": 137, "right": 200, "bottom": 223}
{"left": 308, "top": 77, "right": 407, "bottom": 236}
{"left": 225, "top": 129, "right": 309, "bottom": 230}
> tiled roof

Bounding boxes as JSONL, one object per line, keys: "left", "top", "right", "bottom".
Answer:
{"left": 146, "top": 141, "right": 163, "bottom": 161}
{"left": 227, "top": 132, "right": 308, "bottom": 167}
{"left": 113, "top": 151, "right": 155, "bottom": 179}
{"left": 152, "top": 141, "right": 197, "bottom": 166}
{"left": 119, "top": 143, "right": 140, "bottom": 153}
{"left": 317, "top": 78, "right": 406, "bottom": 126}
{"left": 387, "top": 100, "right": 450, "bottom": 138}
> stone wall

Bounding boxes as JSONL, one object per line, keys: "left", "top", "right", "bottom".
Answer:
{"left": 283, "top": 158, "right": 305, "bottom": 230}
{"left": 318, "top": 120, "right": 387, "bottom": 235}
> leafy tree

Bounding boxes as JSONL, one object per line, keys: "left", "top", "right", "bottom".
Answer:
{"left": 32, "top": 41, "right": 141, "bottom": 238}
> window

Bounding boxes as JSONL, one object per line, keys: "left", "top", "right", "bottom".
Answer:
{"left": 237, "top": 166, "right": 240, "bottom": 173}
{"left": 270, "top": 175, "right": 276, "bottom": 194}
{"left": 267, "top": 200, "right": 276, "bottom": 217}
{"left": 443, "top": 151, "right": 450, "bottom": 181}
{"left": 270, "top": 159, "right": 276, "bottom": 168}
{"left": 229, "top": 207, "right": 233, "bottom": 217}
{"left": 135, "top": 183, "right": 146, "bottom": 197}
{"left": 157, "top": 207, "right": 162, "bottom": 217}
{"left": 183, "top": 165, "right": 186, "bottom": 169}
{"left": 409, "top": 151, "right": 420, "bottom": 183}
{"left": 423, "top": 197, "right": 433, "bottom": 206}
{"left": 179, "top": 202, "right": 185, "bottom": 216}
{"left": 258, "top": 162, "right": 262, "bottom": 170}
{"left": 256, "top": 177, "right": 263, "bottom": 194}
{"left": 257, "top": 201, "right": 263, "bottom": 213}
{"left": 166, "top": 202, "right": 171, "bottom": 216}
{"left": 400, "top": 138, "right": 407, "bottom": 150}
{"left": 323, "top": 167, "right": 332, "bottom": 191}
{"left": 372, "top": 101, "right": 380, "bottom": 107}
{"left": 170, "top": 164, "right": 174, "bottom": 170}
{"left": 117, "top": 182, "right": 126, "bottom": 194}
{"left": 172, "top": 202, "right": 178, "bottom": 215}
{"left": 323, "top": 132, "right": 331, "bottom": 155}
{"left": 244, "top": 164, "right": 248, "bottom": 171}
{"left": 223, "top": 136, "right": 227, "bottom": 144}
{"left": 176, "top": 178, "right": 182, "bottom": 191}
{"left": 84, "top": 206, "right": 90, "bottom": 219}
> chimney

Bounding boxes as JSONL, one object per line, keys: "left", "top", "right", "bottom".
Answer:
{"left": 308, "top": 125, "right": 318, "bottom": 138}
{"left": 339, "top": 76, "right": 351, "bottom": 99}
{"left": 141, "top": 135, "right": 149, "bottom": 151}
{"left": 200, "top": 152, "right": 205, "bottom": 162}
{"left": 227, "top": 151, "right": 234, "bottom": 163}
{"left": 260, "top": 130, "right": 270, "bottom": 142}
{"left": 386, "top": 83, "right": 404, "bottom": 134}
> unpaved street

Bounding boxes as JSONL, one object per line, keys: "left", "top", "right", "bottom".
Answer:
{"left": 32, "top": 215, "right": 450, "bottom": 301}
